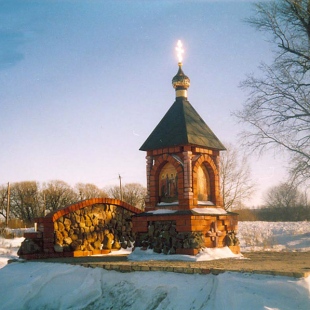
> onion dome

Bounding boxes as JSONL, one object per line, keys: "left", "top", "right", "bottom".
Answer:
{"left": 172, "top": 62, "right": 190, "bottom": 98}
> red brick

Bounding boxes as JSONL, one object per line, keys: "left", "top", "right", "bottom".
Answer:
{"left": 187, "top": 219, "right": 209, "bottom": 226}
{"left": 101, "top": 249, "right": 111, "bottom": 254}
{"left": 24, "top": 232, "right": 42, "bottom": 239}
{"left": 43, "top": 240, "right": 54, "bottom": 246}
{"left": 189, "top": 225, "right": 206, "bottom": 231}
{"left": 176, "top": 219, "right": 186, "bottom": 226}
{"left": 133, "top": 223, "right": 148, "bottom": 230}
{"left": 73, "top": 251, "right": 85, "bottom": 257}
{"left": 42, "top": 217, "right": 52, "bottom": 223}
{"left": 67, "top": 205, "right": 74, "bottom": 213}
{"left": 43, "top": 228, "right": 54, "bottom": 235}
{"left": 204, "top": 239, "right": 214, "bottom": 248}
{"left": 132, "top": 216, "right": 146, "bottom": 222}
{"left": 176, "top": 225, "right": 194, "bottom": 232}
{"left": 132, "top": 227, "right": 148, "bottom": 233}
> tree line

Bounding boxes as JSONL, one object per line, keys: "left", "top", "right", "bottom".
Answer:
{"left": 1, "top": 162, "right": 309, "bottom": 225}
{"left": 237, "top": 181, "right": 310, "bottom": 221}
{"left": 0, "top": 142, "right": 254, "bottom": 226}
{"left": 0, "top": 181, "right": 146, "bottom": 225}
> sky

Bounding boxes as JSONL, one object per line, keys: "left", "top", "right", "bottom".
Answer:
{"left": 0, "top": 0, "right": 288, "bottom": 205}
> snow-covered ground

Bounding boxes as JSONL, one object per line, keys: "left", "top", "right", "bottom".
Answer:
{"left": 239, "top": 221, "right": 310, "bottom": 252}
{"left": 0, "top": 221, "right": 309, "bottom": 309}
{"left": 0, "top": 236, "right": 24, "bottom": 269}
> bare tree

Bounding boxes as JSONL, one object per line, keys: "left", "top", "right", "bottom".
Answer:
{"left": 235, "top": 0, "right": 310, "bottom": 182}
{"left": 264, "top": 181, "right": 306, "bottom": 209}
{"left": 75, "top": 183, "right": 108, "bottom": 200}
{"left": 0, "top": 184, "right": 8, "bottom": 222}
{"left": 262, "top": 181, "right": 310, "bottom": 220}
{"left": 220, "top": 143, "right": 256, "bottom": 211}
{"left": 9, "top": 181, "right": 43, "bottom": 224}
{"left": 107, "top": 183, "right": 146, "bottom": 210}
{"left": 42, "top": 180, "right": 78, "bottom": 213}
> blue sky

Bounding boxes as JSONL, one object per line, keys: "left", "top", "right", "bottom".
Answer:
{"left": 0, "top": 0, "right": 287, "bottom": 205}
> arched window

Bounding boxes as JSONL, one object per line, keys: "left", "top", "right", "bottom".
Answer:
{"left": 158, "top": 163, "right": 178, "bottom": 203}
{"left": 197, "top": 164, "right": 211, "bottom": 202}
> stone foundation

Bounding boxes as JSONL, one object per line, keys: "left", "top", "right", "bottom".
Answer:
{"left": 135, "top": 220, "right": 205, "bottom": 255}
{"left": 132, "top": 211, "right": 240, "bottom": 255}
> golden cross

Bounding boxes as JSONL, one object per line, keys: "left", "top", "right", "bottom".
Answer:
{"left": 175, "top": 40, "right": 184, "bottom": 64}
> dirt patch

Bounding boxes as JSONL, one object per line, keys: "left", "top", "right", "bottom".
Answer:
{"left": 20, "top": 251, "right": 310, "bottom": 278}
{"left": 191, "top": 251, "right": 310, "bottom": 277}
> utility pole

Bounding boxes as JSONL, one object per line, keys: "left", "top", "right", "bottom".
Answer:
{"left": 6, "top": 182, "right": 10, "bottom": 227}
{"left": 119, "top": 174, "right": 123, "bottom": 201}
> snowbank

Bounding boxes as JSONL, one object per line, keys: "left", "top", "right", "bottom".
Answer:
{"left": 0, "top": 222, "right": 310, "bottom": 309}
{"left": 0, "top": 262, "right": 309, "bottom": 310}
{"left": 238, "top": 221, "right": 310, "bottom": 252}
{"left": 0, "top": 237, "right": 24, "bottom": 269}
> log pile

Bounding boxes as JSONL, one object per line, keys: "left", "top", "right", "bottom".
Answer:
{"left": 135, "top": 220, "right": 205, "bottom": 254}
{"left": 53, "top": 204, "right": 135, "bottom": 253}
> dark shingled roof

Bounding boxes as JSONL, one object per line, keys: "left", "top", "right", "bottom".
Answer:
{"left": 140, "top": 97, "right": 226, "bottom": 151}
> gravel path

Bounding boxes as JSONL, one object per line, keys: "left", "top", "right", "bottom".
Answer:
{"left": 21, "top": 251, "right": 310, "bottom": 278}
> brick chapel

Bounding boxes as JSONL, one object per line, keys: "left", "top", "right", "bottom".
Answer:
{"left": 132, "top": 42, "right": 240, "bottom": 255}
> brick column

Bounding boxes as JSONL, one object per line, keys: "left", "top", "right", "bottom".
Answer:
{"left": 182, "top": 151, "right": 193, "bottom": 208}
{"left": 214, "top": 154, "right": 223, "bottom": 206}
{"left": 145, "top": 155, "right": 153, "bottom": 209}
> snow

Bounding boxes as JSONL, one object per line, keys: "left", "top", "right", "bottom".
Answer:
{"left": 238, "top": 221, "right": 310, "bottom": 252}
{"left": 198, "top": 200, "right": 215, "bottom": 206}
{"left": 0, "top": 262, "right": 309, "bottom": 310}
{"left": 146, "top": 209, "right": 177, "bottom": 214}
{"left": 128, "top": 246, "right": 242, "bottom": 261}
{"left": 0, "top": 237, "right": 24, "bottom": 270}
{"left": 147, "top": 206, "right": 227, "bottom": 215}
{"left": 157, "top": 201, "right": 179, "bottom": 206}
{"left": 192, "top": 207, "right": 227, "bottom": 214}
{"left": 0, "top": 222, "right": 309, "bottom": 309}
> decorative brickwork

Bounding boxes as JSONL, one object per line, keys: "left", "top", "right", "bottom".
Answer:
{"left": 143, "top": 147, "right": 224, "bottom": 210}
